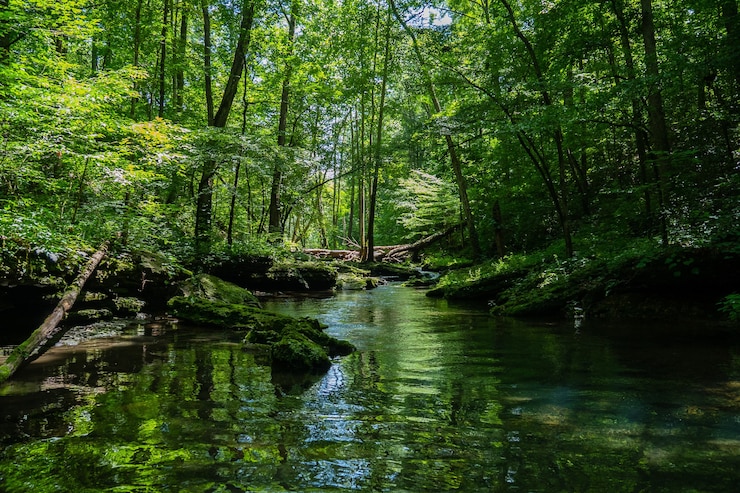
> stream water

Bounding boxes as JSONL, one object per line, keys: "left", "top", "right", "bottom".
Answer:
{"left": 1, "top": 284, "right": 739, "bottom": 492}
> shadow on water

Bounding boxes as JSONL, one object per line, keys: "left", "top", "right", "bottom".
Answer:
{"left": 1, "top": 284, "right": 739, "bottom": 492}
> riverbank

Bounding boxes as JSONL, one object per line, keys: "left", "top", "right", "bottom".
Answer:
{"left": 427, "top": 238, "right": 740, "bottom": 324}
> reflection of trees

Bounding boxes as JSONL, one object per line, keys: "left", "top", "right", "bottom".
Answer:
{"left": 0, "top": 335, "right": 287, "bottom": 491}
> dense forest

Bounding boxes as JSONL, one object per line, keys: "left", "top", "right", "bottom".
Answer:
{"left": 1, "top": 0, "right": 739, "bottom": 318}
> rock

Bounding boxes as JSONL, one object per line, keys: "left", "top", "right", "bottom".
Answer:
{"left": 271, "top": 331, "right": 331, "bottom": 372}
{"left": 205, "top": 256, "right": 338, "bottom": 292}
{"left": 168, "top": 295, "right": 355, "bottom": 373}
{"left": 178, "top": 273, "right": 261, "bottom": 307}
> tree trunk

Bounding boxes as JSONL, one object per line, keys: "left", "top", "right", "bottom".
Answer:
{"left": 640, "top": 0, "right": 670, "bottom": 246}
{"left": 202, "top": 0, "right": 214, "bottom": 125}
{"left": 0, "top": 241, "right": 110, "bottom": 383}
{"left": 365, "top": 8, "right": 391, "bottom": 263}
{"left": 269, "top": 10, "right": 295, "bottom": 235}
{"left": 158, "top": 0, "right": 169, "bottom": 118}
{"left": 175, "top": 4, "right": 187, "bottom": 113}
{"left": 384, "top": 223, "right": 464, "bottom": 259}
{"left": 195, "top": 0, "right": 255, "bottom": 251}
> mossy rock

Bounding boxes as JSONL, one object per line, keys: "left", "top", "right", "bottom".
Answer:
{"left": 338, "top": 273, "right": 368, "bottom": 290}
{"left": 179, "top": 273, "right": 261, "bottom": 308}
{"left": 266, "top": 260, "right": 338, "bottom": 291}
{"left": 168, "top": 296, "right": 287, "bottom": 331}
{"left": 271, "top": 331, "right": 331, "bottom": 372}
{"left": 168, "top": 296, "right": 355, "bottom": 373}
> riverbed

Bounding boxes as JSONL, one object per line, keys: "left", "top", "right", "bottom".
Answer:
{"left": 1, "top": 284, "right": 739, "bottom": 492}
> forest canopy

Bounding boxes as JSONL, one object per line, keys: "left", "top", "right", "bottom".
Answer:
{"left": 1, "top": 0, "right": 738, "bottom": 262}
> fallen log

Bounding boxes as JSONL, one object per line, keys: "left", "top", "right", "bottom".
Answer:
{"left": 0, "top": 240, "right": 111, "bottom": 384}
{"left": 303, "top": 249, "right": 357, "bottom": 259}
{"left": 384, "top": 223, "right": 464, "bottom": 259}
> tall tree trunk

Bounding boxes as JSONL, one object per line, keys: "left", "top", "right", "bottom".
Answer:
{"left": 389, "top": 0, "right": 481, "bottom": 257}
{"left": 611, "top": 0, "right": 654, "bottom": 234}
{"left": 365, "top": 8, "right": 392, "bottom": 263}
{"left": 640, "top": 0, "right": 670, "bottom": 246}
{"left": 269, "top": 9, "right": 295, "bottom": 235}
{"left": 175, "top": 3, "right": 187, "bottom": 113}
{"left": 195, "top": 0, "right": 255, "bottom": 251}
{"left": 130, "top": 0, "right": 143, "bottom": 118}
{"left": 158, "top": 0, "right": 169, "bottom": 118}
{"left": 202, "top": 0, "right": 214, "bottom": 125}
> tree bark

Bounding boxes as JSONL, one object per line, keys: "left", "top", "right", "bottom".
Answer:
{"left": 202, "top": 0, "right": 214, "bottom": 125}
{"left": 158, "top": 0, "right": 169, "bottom": 118}
{"left": 129, "top": 0, "right": 144, "bottom": 119}
{"left": 640, "top": 0, "right": 670, "bottom": 246}
{"left": 195, "top": 0, "right": 255, "bottom": 251}
{"left": 269, "top": 9, "right": 296, "bottom": 235}
{"left": 365, "top": 8, "right": 391, "bottom": 263}
{"left": 0, "top": 241, "right": 110, "bottom": 383}
{"left": 175, "top": 3, "right": 187, "bottom": 113}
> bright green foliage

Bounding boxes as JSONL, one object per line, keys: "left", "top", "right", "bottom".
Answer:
{"left": 0, "top": 0, "right": 737, "bottom": 263}
{"left": 396, "top": 170, "right": 459, "bottom": 239}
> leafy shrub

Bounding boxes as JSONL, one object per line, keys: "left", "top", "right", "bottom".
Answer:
{"left": 718, "top": 294, "right": 740, "bottom": 322}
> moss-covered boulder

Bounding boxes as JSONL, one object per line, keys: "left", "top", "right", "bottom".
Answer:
{"left": 168, "top": 295, "right": 355, "bottom": 373}
{"left": 168, "top": 296, "right": 283, "bottom": 330}
{"left": 204, "top": 254, "right": 338, "bottom": 292}
{"left": 178, "top": 273, "right": 261, "bottom": 308}
{"left": 271, "top": 331, "right": 332, "bottom": 372}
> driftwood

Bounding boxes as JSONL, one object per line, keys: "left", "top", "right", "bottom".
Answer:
{"left": 0, "top": 240, "right": 111, "bottom": 384}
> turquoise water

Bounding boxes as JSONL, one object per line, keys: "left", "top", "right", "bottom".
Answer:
{"left": 1, "top": 284, "right": 739, "bottom": 492}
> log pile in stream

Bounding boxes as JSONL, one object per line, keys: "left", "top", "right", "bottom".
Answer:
{"left": 0, "top": 240, "right": 110, "bottom": 383}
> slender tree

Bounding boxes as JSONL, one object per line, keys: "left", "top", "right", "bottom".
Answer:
{"left": 269, "top": 2, "right": 296, "bottom": 235}
{"left": 195, "top": 0, "right": 256, "bottom": 250}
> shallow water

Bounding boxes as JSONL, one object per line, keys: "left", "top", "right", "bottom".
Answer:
{"left": 1, "top": 284, "right": 739, "bottom": 492}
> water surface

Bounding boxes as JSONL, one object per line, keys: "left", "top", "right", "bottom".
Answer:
{"left": 1, "top": 284, "right": 739, "bottom": 492}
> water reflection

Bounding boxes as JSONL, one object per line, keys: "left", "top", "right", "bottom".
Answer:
{"left": 0, "top": 285, "right": 739, "bottom": 492}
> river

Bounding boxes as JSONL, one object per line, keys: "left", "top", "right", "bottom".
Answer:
{"left": 1, "top": 284, "right": 739, "bottom": 492}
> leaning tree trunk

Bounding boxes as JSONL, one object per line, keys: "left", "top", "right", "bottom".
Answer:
{"left": 194, "top": 0, "right": 255, "bottom": 251}
{"left": 0, "top": 240, "right": 110, "bottom": 384}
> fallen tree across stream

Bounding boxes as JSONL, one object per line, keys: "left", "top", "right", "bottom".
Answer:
{"left": 304, "top": 223, "right": 464, "bottom": 262}
{"left": 0, "top": 240, "right": 111, "bottom": 384}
